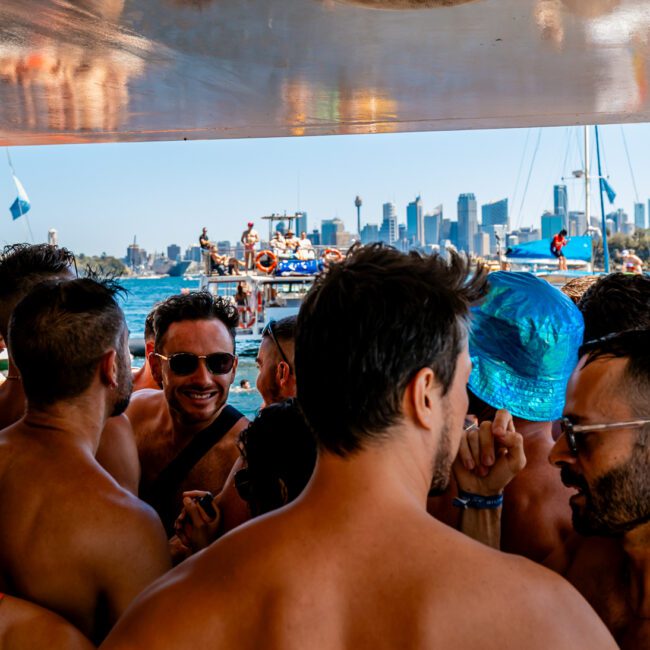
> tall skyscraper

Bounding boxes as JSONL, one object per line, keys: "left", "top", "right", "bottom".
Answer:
{"left": 424, "top": 204, "right": 442, "bottom": 246}
{"left": 554, "top": 184, "right": 568, "bottom": 226}
{"left": 380, "top": 202, "right": 398, "bottom": 245}
{"left": 406, "top": 195, "right": 424, "bottom": 245}
{"left": 321, "top": 218, "right": 344, "bottom": 246}
{"left": 481, "top": 198, "right": 508, "bottom": 252}
{"left": 360, "top": 224, "right": 379, "bottom": 244}
{"left": 634, "top": 203, "right": 646, "bottom": 230}
{"left": 457, "top": 193, "right": 477, "bottom": 254}
{"left": 295, "top": 211, "right": 308, "bottom": 235}
{"left": 541, "top": 211, "right": 563, "bottom": 239}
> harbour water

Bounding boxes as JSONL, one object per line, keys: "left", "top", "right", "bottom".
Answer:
{"left": 119, "top": 276, "right": 261, "bottom": 420}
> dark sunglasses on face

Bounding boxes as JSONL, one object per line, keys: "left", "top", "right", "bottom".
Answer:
{"left": 155, "top": 352, "right": 236, "bottom": 376}
{"left": 262, "top": 320, "right": 291, "bottom": 369}
{"left": 559, "top": 416, "right": 650, "bottom": 456}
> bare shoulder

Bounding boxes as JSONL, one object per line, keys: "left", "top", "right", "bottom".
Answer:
{"left": 2, "top": 595, "right": 94, "bottom": 650}
{"left": 126, "top": 389, "right": 166, "bottom": 434}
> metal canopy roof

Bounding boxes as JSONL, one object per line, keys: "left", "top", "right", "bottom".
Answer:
{"left": 1, "top": 0, "right": 650, "bottom": 146}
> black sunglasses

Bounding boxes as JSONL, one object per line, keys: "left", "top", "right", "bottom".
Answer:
{"left": 155, "top": 352, "right": 236, "bottom": 376}
{"left": 559, "top": 416, "right": 650, "bottom": 456}
{"left": 262, "top": 320, "right": 291, "bottom": 369}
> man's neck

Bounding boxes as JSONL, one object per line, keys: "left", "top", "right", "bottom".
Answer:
{"left": 622, "top": 523, "right": 650, "bottom": 618}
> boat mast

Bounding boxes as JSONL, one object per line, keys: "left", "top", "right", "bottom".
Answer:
{"left": 594, "top": 125, "right": 611, "bottom": 273}
{"left": 584, "top": 125, "right": 590, "bottom": 232}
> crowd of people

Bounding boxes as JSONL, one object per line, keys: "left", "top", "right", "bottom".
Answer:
{"left": 0, "top": 241, "right": 648, "bottom": 648}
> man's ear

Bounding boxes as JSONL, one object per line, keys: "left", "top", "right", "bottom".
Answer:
{"left": 409, "top": 367, "right": 441, "bottom": 430}
{"left": 149, "top": 351, "right": 163, "bottom": 387}
{"left": 99, "top": 348, "right": 118, "bottom": 388}
{"left": 276, "top": 360, "right": 290, "bottom": 387}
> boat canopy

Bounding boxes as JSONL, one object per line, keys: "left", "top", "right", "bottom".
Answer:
{"left": 2, "top": 0, "right": 650, "bottom": 146}
{"left": 507, "top": 236, "right": 593, "bottom": 262}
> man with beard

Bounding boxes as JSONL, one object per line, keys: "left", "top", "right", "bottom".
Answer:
{"left": 126, "top": 292, "right": 248, "bottom": 534}
{"left": 0, "top": 243, "right": 141, "bottom": 494}
{"left": 255, "top": 315, "right": 296, "bottom": 406}
{"left": 103, "top": 246, "right": 615, "bottom": 650}
{"left": 0, "top": 278, "right": 170, "bottom": 644}
{"left": 548, "top": 329, "right": 650, "bottom": 649}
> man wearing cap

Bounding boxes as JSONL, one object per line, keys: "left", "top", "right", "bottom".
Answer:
{"left": 241, "top": 222, "right": 259, "bottom": 271}
{"left": 199, "top": 227, "right": 211, "bottom": 275}
{"left": 429, "top": 271, "right": 583, "bottom": 562}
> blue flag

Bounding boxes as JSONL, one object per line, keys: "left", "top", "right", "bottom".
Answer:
{"left": 600, "top": 177, "right": 616, "bottom": 204}
{"left": 9, "top": 174, "right": 31, "bottom": 220}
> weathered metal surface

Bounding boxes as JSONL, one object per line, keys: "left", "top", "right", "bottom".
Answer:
{"left": 1, "top": 0, "right": 650, "bottom": 145}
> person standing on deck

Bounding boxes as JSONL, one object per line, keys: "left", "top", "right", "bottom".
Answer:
{"left": 551, "top": 228, "right": 569, "bottom": 271}
{"left": 241, "top": 221, "right": 259, "bottom": 271}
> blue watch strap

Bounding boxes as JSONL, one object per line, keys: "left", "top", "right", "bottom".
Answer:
{"left": 452, "top": 490, "right": 504, "bottom": 510}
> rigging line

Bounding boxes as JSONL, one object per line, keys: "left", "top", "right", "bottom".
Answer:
{"left": 511, "top": 129, "right": 531, "bottom": 211}
{"left": 516, "top": 128, "right": 543, "bottom": 228}
{"left": 560, "top": 127, "right": 571, "bottom": 180}
{"left": 576, "top": 128, "right": 584, "bottom": 169}
{"left": 620, "top": 125, "right": 639, "bottom": 203}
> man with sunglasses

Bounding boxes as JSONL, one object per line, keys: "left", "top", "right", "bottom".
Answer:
{"left": 546, "top": 329, "right": 650, "bottom": 649}
{"left": 256, "top": 316, "right": 296, "bottom": 406}
{"left": 127, "top": 291, "right": 248, "bottom": 534}
{"left": 104, "top": 246, "right": 615, "bottom": 650}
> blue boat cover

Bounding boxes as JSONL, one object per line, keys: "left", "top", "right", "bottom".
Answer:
{"left": 507, "top": 235, "right": 592, "bottom": 262}
{"left": 275, "top": 259, "right": 323, "bottom": 276}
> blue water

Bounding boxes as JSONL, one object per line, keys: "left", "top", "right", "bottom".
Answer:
{"left": 119, "top": 277, "right": 262, "bottom": 419}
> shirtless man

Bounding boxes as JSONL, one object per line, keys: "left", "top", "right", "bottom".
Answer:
{"left": 103, "top": 245, "right": 615, "bottom": 650}
{"left": 256, "top": 315, "right": 296, "bottom": 406}
{"left": 240, "top": 221, "right": 259, "bottom": 270}
{"left": 0, "top": 278, "right": 170, "bottom": 643}
{"left": 132, "top": 308, "right": 160, "bottom": 392}
{"left": 0, "top": 243, "right": 140, "bottom": 494}
{"left": 127, "top": 291, "right": 248, "bottom": 534}
{"left": 429, "top": 271, "right": 582, "bottom": 561}
{"left": 548, "top": 329, "right": 650, "bottom": 649}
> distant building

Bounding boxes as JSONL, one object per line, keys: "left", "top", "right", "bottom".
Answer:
{"left": 541, "top": 211, "right": 563, "bottom": 239}
{"left": 424, "top": 205, "right": 442, "bottom": 246}
{"left": 379, "top": 202, "right": 398, "bottom": 245}
{"left": 406, "top": 195, "right": 424, "bottom": 246}
{"left": 216, "top": 240, "right": 231, "bottom": 255}
{"left": 457, "top": 193, "right": 477, "bottom": 254}
{"left": 321, "top": 218, "right": 344, "bottom": 246}
{"left": 481, "top": 198, "right": 508, "bottom": 252}
{"left": 336, "top": 230, "right": 353, "bottom": 247}
{"left": 185, "top": 244, "right": 202, "bottom": 262}
{"left": 568, "top": 211, "right": 586, "bottom": 237}
{"left": 606, "top": 209, "right": 628, "bottom": 234}
{"left": 126, "top": 239, "right": 148, "bottom": 267}
{"left": 295, "top": 211, "right": 308, "bottom": 235}
{"left": 167, "top": 244, "right": 181, "bottom": 261}
{"left": 511, "top": 227, "right": 540, "bottom": 244}
{"left": 474, "top": 231, "right": 490, "bottom": 257}
{"left": 440, "top": 218, "right": 452, "bottom": 242}
{"left": 48, "top": 229, "right": 58, "bottom": 246}
{"left": 634, "top": 203, "right": 646, "bottom": 230}
{"left": 553, "top": 185, "right": 568, "bottom": 226}
{"left": 310, "top": 229, "right": 321, "bottom": 246}
{"left": 360, "top": 223, "right": 379, "bottom": 244}
{"left": 449, "top": 221, "right": 459, "bottom": 248}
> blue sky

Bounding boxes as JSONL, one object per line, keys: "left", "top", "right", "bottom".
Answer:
{"left": 2, "top": 123, "right": 649, "bottom": 258}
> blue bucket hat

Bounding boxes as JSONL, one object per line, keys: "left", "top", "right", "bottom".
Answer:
{"left": 468, "top": 272, "right": 584, "bottom": 421}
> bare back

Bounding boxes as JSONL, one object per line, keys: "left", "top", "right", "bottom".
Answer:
{"left": 104, "top": 494, "right": 616, "bottom": 650}
{"left": 127, "top": 390, "right": 247, "bottom": 531}
{"left": 0, "top": 422, "right": 171, "bottom": 643}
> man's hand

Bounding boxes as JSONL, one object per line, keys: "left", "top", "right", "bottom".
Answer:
{"left": 453, "top": 409, "right": 526, "bottom": 496}
{"left": 173, "top": 490, "right": 221, "bottom": 553}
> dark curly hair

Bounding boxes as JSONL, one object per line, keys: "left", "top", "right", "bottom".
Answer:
{"left": 153, "top": 291, "right": 239, "bottom": 351}
{"left": 578, "top": 273, "right": 650, "bottom": 342}
{"left": 296, "top": 244, "right": 489, "bottom": 456}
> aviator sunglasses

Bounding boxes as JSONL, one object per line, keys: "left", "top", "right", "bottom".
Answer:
{"left": 559, "top": 417, "right": 650, "bottom": 456}
{"left": 155, "top": 352, "right": 236, "bottom": 376}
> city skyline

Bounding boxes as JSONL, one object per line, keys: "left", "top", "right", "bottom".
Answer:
{"left": 2, "top": 124, "right": 650, "bottom": 258}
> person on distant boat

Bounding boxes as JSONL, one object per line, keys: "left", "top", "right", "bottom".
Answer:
{"left": 284, "top": 229, "right": 299, "bottom": 255}
{"left": 209, "top": 245, "right": 228, "bottom": 276}
{"left": 126, "top": 292, "right": 249, "bottom": 535}
{"left": 0, "top": 594, "right": 95, "bottom": 650}
{"left": 0, "top": 278, "right": 170, "bottom": 644}
{"left": 132, "top": 307, "right": 161, "bottom": 392}
{"left": 256, "top": 316, "right": 296, "bottom": 407}
{"left": 241, "top": 221, "right": 259, "bottom": 271}
{"left": 0, "top": 243, "right": 141, "bottom": 495}
{"left": 199, "top": 227, "right": 211, "bottom": 275}
{"left": 270, "top": 230, "right": 287, "bottom": 258}
{"left": 102, "top": 245, "right": 616, "bottom": 650}
{"left": 551, "top": 228, "right": 569, "bottom": 271}
{"left": 296, "top": 231, "right": 315, "bottom": 260}
{"left": 621, "top": 248, "right": 643, "bottom": 274}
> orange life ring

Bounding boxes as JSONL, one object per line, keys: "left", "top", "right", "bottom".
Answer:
{"left": 238, "top": 306, "right": 256, "bottom": 329}
{"left": 323, "top": 248, "right": 344, "bottom": 263}
{"left": 256, "top": 250, "right": 277, "bottom": 274}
